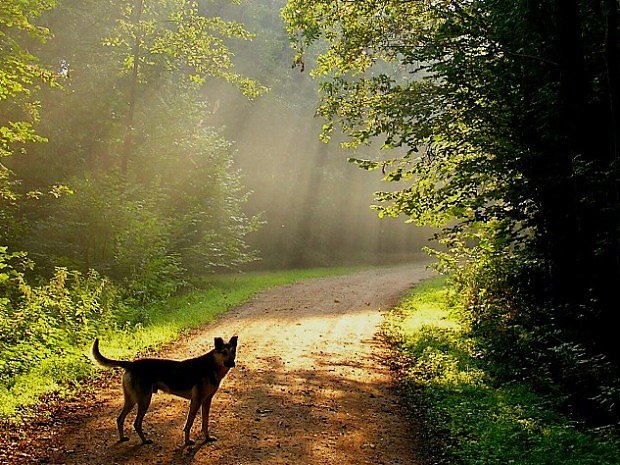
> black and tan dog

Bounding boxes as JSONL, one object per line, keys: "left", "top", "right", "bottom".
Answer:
{"left": 92, "top": 336, "right": 237, "bottom": 445}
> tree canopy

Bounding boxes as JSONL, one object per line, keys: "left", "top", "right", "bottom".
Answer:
{"left": 0, "top": 1, "right": 56, "bottom": 203}
{"left": 284, "top": 0, "right": 620, "bottom": 422}
{"left": 2, "top": 0, "right": 267, "bottom": 291}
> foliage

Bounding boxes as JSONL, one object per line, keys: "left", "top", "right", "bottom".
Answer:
{"left": 23, "top": 126, "right": 258, "bottom": 302}
{"left": 0, "top": 247, "right": 119, "bottom": 389}
{"left": 103, "top": 0, "right": 265, "bottom": 93}
{"left": 384, "top": 278, "right": 620, "bottom": 465}
{"left": 450, "top": 252, "right": 620, "bottom": 425}
{"left": 0, "top": 0, "right": 55, "bottom": 159}
{"left": 284, "top": 0, "right": 620, "bottom": 423}
{"left": 1, "top": 0, "right": 265, "bottom": 302}
{"left": 0, "top": 0, "right": 59, "bottom": 228}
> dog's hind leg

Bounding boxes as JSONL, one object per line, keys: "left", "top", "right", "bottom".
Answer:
{"left": 183, "top": 395, "right": 202, "bottom": 445}
{"left": 133, "top": 390, "right": 153, "bottom": 445}
{"left": 117, "top": 374, "right": 136, "bottom": 442}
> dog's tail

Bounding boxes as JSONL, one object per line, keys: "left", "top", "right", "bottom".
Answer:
{"left": 92, "top": 338, "right": 133, "bottom": 369}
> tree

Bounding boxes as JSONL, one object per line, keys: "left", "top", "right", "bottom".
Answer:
{"left": 104, "top": 0, "right": 265, "bottom": 174}
{"left": 3, "top": 0, "right": 265, "bottom": 297}
{"left": 0, "top": 0, "right": 55, "bottom": 159}
{"left": 0, "top": 0, "right": 57, "bottom": 242}
{"left": 284, "top": 0, "right": 620, "bottom": 421}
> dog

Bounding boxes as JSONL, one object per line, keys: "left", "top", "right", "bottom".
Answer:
{"left": 92, "top": 336, "right": 237, "bottom": 445}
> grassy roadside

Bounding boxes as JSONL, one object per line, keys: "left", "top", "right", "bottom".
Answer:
{"left": 0, "top": 266, "right": 358, "bottom": 423}
{"left": 383, "top": 277, "right": 620, "bottom": 465}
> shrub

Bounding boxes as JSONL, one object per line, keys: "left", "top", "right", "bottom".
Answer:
{"left": 0, "top": 248, "right": 120, "bottom": 385}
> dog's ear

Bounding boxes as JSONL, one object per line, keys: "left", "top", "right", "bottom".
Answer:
{"left": 214, "top": 337, "right": 224, "bottom": 350}
{"left": 229, "top": 335, "right": 238, "bottom": 347}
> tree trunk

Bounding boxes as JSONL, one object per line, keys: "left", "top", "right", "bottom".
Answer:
{"left": 542, "top": 0, "right": 586, "bottom": 303}
{"left": 121, "top": 0, "right": 145, "bottom": 176}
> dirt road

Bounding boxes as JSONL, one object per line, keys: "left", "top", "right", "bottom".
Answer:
{"left": 45, "top": 263, "right": 433, "bottom": 465}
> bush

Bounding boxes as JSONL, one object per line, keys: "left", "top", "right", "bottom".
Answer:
{"left": 0, "top": 248, "right": 120, "bottom": 385}
{"left": 446, "top": 246, "right": 620, "bottom": 425}
{"left": 385, "top": 277, "right": 620, "bottom": 465}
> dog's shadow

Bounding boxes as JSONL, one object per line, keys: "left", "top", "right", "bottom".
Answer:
{"left": 106, "top": 436, "right": 213, "bottom": 465}
{"left": 170, "top": 440, "right": 213, "bottom": 464}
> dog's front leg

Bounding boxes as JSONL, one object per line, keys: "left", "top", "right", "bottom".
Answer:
{"left": 201, "top": 394, "right": 216, "bottom": 442}
{"left": 184, "top": 396, "right": 202, "bottom": 445}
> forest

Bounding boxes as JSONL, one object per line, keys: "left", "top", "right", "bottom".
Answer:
{"left": 285, "top": 0, "right": 620, "bottom": 424}
{"left": 1, "top": 0, "right": 425, "bottom": 411}
{"left": 1, "top": 1, "right": 620, "bottom": 464}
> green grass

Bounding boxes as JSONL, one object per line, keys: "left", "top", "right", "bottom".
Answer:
{"left": 384, "top": 277, "right": 620, "bottom": 465}
{"left": 0, "top": 266, "right": 358, "bottom": 423}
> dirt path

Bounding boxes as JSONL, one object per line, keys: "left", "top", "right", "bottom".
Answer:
{"left": 45, "top": 263, "right": 433, "bottom": 465}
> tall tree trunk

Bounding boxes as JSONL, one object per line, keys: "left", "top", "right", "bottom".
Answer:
{"left": 289, "top": 141, "right": 329, "bottom": 268}
{"left": 543, "top": 0, "right": 586, "bottom": 303}
{"left": 603, "top": 0, "right": 620, "bottom": 162}
{"left": 121, "top": 0, "right": 145, "bottom": 176}
{"left": 600, "top": 0, "right": 620, "bottom": 360}
{"left": 549, "top": 0, "right": 620, "bottom": 360}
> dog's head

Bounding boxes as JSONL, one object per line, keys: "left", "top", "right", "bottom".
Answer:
{"left": 214, "top": 335, "right": 238, "bottom": 368}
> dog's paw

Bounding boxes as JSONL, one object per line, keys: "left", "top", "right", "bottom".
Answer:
{"left": 119, "top": 436, "right": 130, "bottom": 443}
{"left": 203, "top": 435, "right": 218, "bottom": 443}
{"left": 142, "top": 439, "right": 153, "bottom": 445}
{"left": 185, "top": 439, "right": 196, "bottom": 446}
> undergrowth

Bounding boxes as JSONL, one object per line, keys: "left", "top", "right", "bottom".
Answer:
{"left": 384, "top": 277, "right": 620, "bottom": 465}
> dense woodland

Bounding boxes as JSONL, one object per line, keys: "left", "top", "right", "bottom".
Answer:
{"left": 284, "top": 0, "right": 620, "bottom": 426}
{"left": 0, "top": 0, "right": 426, "bottom": 408}
{"left": 1, "top": 0, "right": 619, "bottom": 441}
